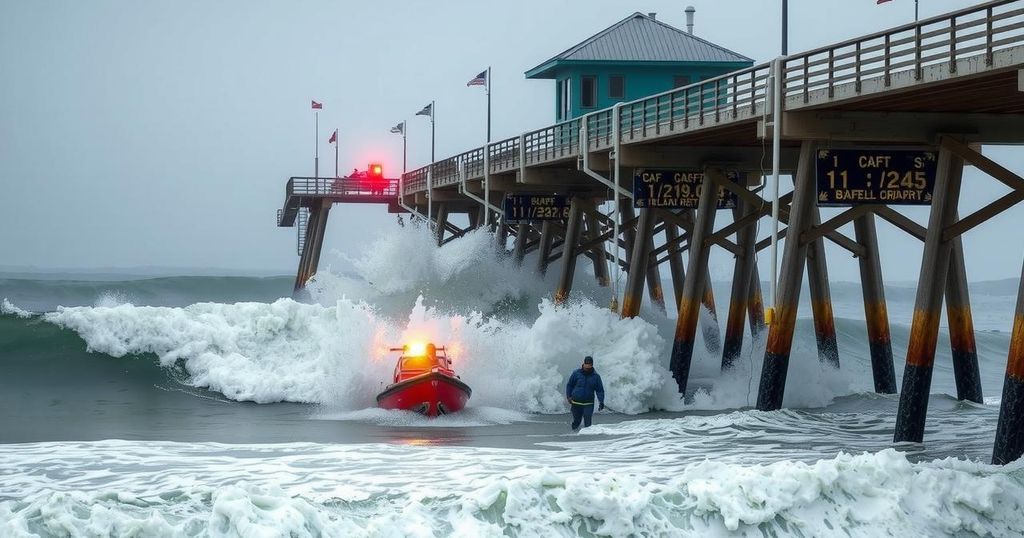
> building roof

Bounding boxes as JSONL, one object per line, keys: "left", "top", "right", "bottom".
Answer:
{"left": 526, "top": 12, "right": 753, "bottom": 79}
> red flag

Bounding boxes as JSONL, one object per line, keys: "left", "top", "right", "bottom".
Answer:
{"left": 311, "top": 100, "right": 323, "bottom": 110}
{"left": 328, "top": 130, "right": 337, "bottom": 144}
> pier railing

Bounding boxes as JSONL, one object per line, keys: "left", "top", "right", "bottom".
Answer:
{"left": 401, "top": 0, "right": 1024, "bottom": 195}
{"left": 286, "top": 176, "right": 400, "bottom": 197}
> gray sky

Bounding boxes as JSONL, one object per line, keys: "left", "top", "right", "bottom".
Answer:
{"left": 3, "top": 0, "right": 1019, "bottom": 282}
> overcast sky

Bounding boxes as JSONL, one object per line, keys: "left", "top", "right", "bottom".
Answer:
{"left": 3, "top": 0, "right": 1020, "bottom": 282}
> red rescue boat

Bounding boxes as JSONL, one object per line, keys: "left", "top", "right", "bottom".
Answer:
{"left": 376, "top": 342, "right": 472, "bottom": 416}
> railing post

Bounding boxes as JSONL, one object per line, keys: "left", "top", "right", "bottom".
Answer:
{"left": 855, "top": 41, "right": 863, "bottom": 93}
{"left": 986, "top": 7, "right": 994, "bottom": 66}
{"left": 698, "top": 82, "right": 705, "bottom": 125}
{"left": 684, "top": 88, "right": 691, "bottom": 129}
{"left": 669, "top": 91, "right": 677, "bottom": 131}
{"left": 827, "top": 49, "right": 835, "bottom": 98}
{"left": 950, "top": 15, "right": 958, "bottom": 74}
{"left": 914, "top": 24, "right": 923, "bottom": 80}
{"left": 885, "top": 33, "right": 892, "bottom": 87}
{"left": 749, "top": 71, "right": 757, "bottom": 114}
{"left": 714, "top": 79, "right": 721, "bottom": 123}
{"left": 731, "top": 75, "right": 738, "bottom": 119}
{"left": 803, "top": 56, "right": 809, "bottom": 103}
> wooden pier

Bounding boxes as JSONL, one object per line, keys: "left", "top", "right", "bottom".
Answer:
{"left": 279, "top": 0, "right": 1024, "bottom": 463}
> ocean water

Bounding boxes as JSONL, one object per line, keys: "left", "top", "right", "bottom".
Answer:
{"left": 3, "top": 225, "right": 1024, "bottom": 537}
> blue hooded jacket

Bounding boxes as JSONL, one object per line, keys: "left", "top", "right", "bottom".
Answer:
{"left": 566, "top": 368, "right": 605, "bottom": 405}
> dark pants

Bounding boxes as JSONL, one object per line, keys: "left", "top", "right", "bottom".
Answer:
{"left": 571, "top": 403, "right": 594, "bottom": 430}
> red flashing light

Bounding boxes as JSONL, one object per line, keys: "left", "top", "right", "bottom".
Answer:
{"left": 369, "top": 163, "right": 383, "bottom": 177}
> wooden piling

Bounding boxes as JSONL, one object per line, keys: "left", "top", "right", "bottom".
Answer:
{"left": 434, "top": 203, "right": 449, "bottom": 247}
{"left": 853, "top": 212, "right": 897, "bottom": 393}
{"left": 554, "top": 197, "right": 585, "bottom": 304}
{"left": 536, "top": 221, "right": 554, "bottom": 276}
{"left": 807, "top": 207, "right": 840, "bottom": 368}
{"left": 946, "top": 235, "right": 983, "bottom": 403}
{"left": 669, "top": 167, "right": 722, "bottom": 394}
{"left": 585, "top": 210, "right": 610, "bottom": 287}
{"left": 894, "top": 143, "right": 964, "bottom": 443}
{"left": 756, "top": 141, "right": 817, "bottom": 411}
{"left": 992, "top": 259, "right": 1024, "bottom": 464}
{"left": 722, "top": 196, "right": 757, "bottom": 371}
{"left": 621, "top": 208, "right": 657, "bottom": 318}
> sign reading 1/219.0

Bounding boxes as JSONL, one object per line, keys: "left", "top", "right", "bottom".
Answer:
{"left": 503, "top": 194, "right": 571, "bottom": 223}
{"left": 815, "top": 149, "right": 937, "bottom": 206}
{"left": 632, "top": 169, "right": 738, "bottom": 209}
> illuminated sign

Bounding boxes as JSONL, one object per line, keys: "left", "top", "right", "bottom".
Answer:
{"left": 503, "top": 194, "right": 571, "bottom": 223}
{"left": 815, "top": 149, "right": 937, "bottom": 206}
{"left": 632, "top": 169, "right": 739, "bottom": 209}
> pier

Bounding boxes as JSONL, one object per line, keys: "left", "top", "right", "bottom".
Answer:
{"left": 279, "top": 0, "right": 1024, "bottom": 464}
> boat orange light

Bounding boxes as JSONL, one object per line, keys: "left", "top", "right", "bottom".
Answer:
{"left": 405, "top": 341, "right": 428, "bottom": 356}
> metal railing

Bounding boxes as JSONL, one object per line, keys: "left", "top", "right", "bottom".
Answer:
{"left": 286, "top": 176, "right": 400, "bottom": 197}
{"left": 401, "top": 0, "right": 1024, "bottom": 195}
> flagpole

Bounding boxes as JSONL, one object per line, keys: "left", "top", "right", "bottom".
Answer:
{"left": 314, "top": 111, "right": 319, "bottom": 179}
{"left": 334, "top": 129, "right": 338, "bottom": 178}
{"left": 430, "top": 100, "right": 435, "bottom": 163}
{"left": 486, "top": 66, "right": 491, "bottom": 143}
{"left": 915, "top": 0, "right": 919, "bottom": 22}
{"left": 402, "top": 121, "right": 407, "bottom": 174}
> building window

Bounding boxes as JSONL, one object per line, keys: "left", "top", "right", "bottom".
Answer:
{"left": 673, "top": 75, "right": 691, "bottom": 88}
{"left": 609, "top": 75, "right": 625, "bottom": 99}
{"left": 581, "top": 75, "right": 596, "bottom": 108}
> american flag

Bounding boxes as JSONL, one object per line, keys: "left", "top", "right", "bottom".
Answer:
{"left": 876, "top": 0, "right": 893, "bottom": 3}
{"left": 466, "top": 70, "right": 487, "bottom": 87}
{"left": 390, "top": 122, "right": 404, "bottom": 134}
{"left": 328, "top": 129, "right": 337, "bottom": 144}
{"left": 311, "top": 100, "right": 323, "bottom": 110}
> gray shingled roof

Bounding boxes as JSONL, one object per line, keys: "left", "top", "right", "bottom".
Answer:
{"left": 526, "top": 12, "right": 752, "bottom": 78}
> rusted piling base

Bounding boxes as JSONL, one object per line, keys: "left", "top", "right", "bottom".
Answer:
{"left": 756, "top": 141, "right": 816, "bottom": 411}
{"left": 645, "top": 213, "right": 666, "bottom": 313}
{"left": 722, "top": 197, "right": 757, "bottom": 370}
{"left": 994, "top": 269, "right": 1024, "bottom": 463}
{"left": 664, "top": 219, "right": 686, "bottom": 309}
{"left": 946, "top": 237, "right": 983, "bottom": 403}
{"left": 669, "top": 168, "right": 722, "bottom": 393}
{"left": 894, "top": 143, "right": 964, "bottom": 443}
{"left": 807, "top": 207, "right": 839, "bottom": 367}
{"left": 748, "top": 266, "right": 766, "bottom": 339}
{"left": 853, "top": 213, "right": 896, "bottom": 393}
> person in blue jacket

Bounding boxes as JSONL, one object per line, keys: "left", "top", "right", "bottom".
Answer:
{"left": 565, "top": 356, "right": 605, "bottom": 431}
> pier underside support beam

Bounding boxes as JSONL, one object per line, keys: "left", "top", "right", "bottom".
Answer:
{"left": 755, "top": 140, "right": 817, "bottom": 411}
{"left": 894, "top": 142, "right": 965, "bottom": 444}
{"left": 806, "top": 207, "right": 840, "bottom": 368}
{"left": 293, "top": 200, "right": 332, "bottom": 294}
{"left": 993, "top": 258, "right": 1024, "bottom": 464}
{"left": 669, "top": 167, "right": 723, "bottom": 394}
{"left": 536, "top": 221, "right": 554, "bottom": 276}
{"left": 700, "top": 265, "right": 722, "bottom": 353}
{"left": 434, "top": 203, "right": 449, "bottom": 246}
{"left": 512, "top": 224, "right": 530, "bottom": 266}
{"left": 585, "top": 210, "right": 610, "bottom": 287}
{"left": 748, "top": 265, "right": 767, "bottom": 339}
{"left": 467, "top": 209, "right": 480, "bottom": 230}
{"left": 854, "top": 212, "right": 897, "bottom": 394}
{"left": 621, "top": 208, "right": 658, "bottom": 318}
{"left": 645, "top": 213, "right": 667, "bottom": 313}
{"left": 554, "top": 197, "right": 587, "bottom": 304}
{"left": 722, "top": 196, "right": 757, "bottom": 371}
{"left": 664, "top": 219, "right": 686, "bottom": 311}
{"left": 946, "top": 234, "right": 984, "bottom": 403}
{"left": 495, "top": 218, "right": 509, "bottom": 252}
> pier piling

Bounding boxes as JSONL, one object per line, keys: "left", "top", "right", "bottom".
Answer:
{"left": 894, "top": 142, "right": 965, "bottom": 443}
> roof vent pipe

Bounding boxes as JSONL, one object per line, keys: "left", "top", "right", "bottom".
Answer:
{"left": 685, "top": 6, "right": 695, "bottom": 34}
{"left": 648, "top": 12, "right": 656, "bottom": 20}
